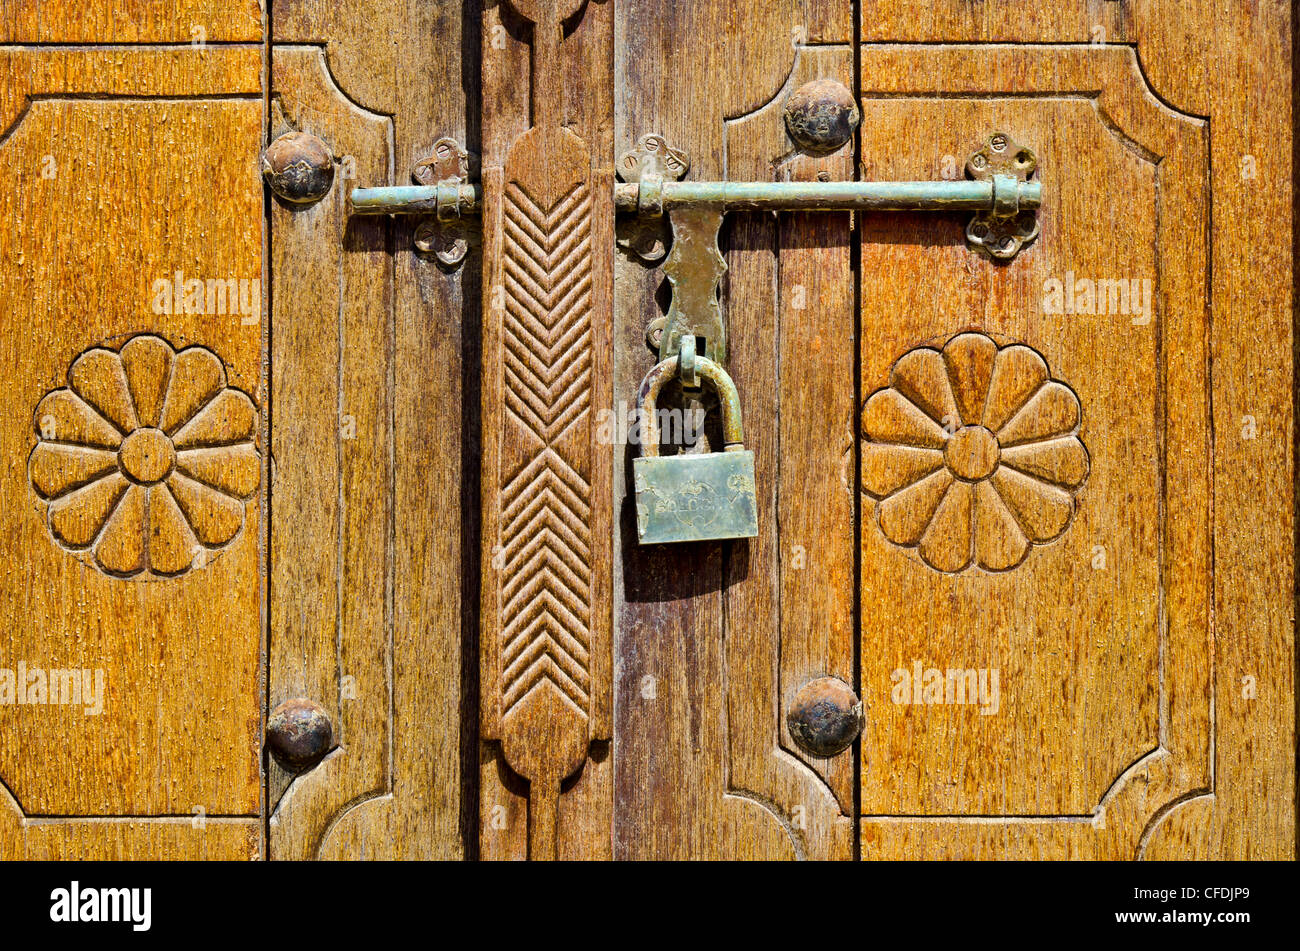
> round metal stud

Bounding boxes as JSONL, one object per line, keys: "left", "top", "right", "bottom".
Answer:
{"left": 783, "top": 79, "right": 859, "bottom": 155}
{"left": 261, "top": 130, "right": 335, "bottom": 204}
{"left": 787, "top": 676, "right": 863, "bottom": 757}
{"left": 267, "top": 698, "right": 334, "bottom": 770}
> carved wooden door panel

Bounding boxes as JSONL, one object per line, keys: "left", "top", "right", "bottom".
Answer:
{"left": 0, "top": 7, "right": 267, "bottom": 858}
{"left": 0, "top": 0, "right": 1291, "bottom": 863}
{"left": 588, "top": 0, "right": 1291, "bottom": 861}
{"left": 0, "top": 0, "right": 475, "bottom": 860}
{"left": 842, "top": 7, "right": 1293, "bottom": 861}
{"left": 854, "top": 45, "right": 1211, "bottom": 859}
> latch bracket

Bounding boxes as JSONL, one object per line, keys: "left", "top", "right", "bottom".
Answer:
{"left": 609, "top": 131, "right": 1042, "bottom": 365}
{"left": 410, "top": 137, "right": 476, "bottom": 266}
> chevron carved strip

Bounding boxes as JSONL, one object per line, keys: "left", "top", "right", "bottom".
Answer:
{"left": 482, "top": 0, "right": 612, "bottom": 860}
{"left": 501, "top": 183, "right": 595, "bottom": 450}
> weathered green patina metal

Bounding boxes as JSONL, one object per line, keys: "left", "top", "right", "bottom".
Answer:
{"left": 633, "top": 344, "right": 758, "bottom": 545}
{"left": 348, "top": 131, "right": 1043, "bottom": 268}
{"left": 344, "top": 131, "right": 1043, "bottom": 544}
{"left": 348, "top": 175, "right": 1038, "bottom": 216}
{"left": 349, "top": 182, "right": 482, "bottom": 216}
{"left": 611, "top": 176, "right": 1039, "bottom": 211}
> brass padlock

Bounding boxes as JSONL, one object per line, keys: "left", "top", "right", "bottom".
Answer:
{"left": 633, "top": 341, "right": 758, "bottom": 544}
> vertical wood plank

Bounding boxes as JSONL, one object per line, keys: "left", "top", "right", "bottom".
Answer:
{"left": 0, "top": 46, "right": 264, "bottom": 859}
{"left": 613, "top": 0, "right": 854, "bottom": 859}
{"left": 479, "top": 0, "right": 614, "bottom": 859}
{"left": 265, "top": 45, "right": 393, "bottom": 859}
{"left": 1145, "top": 0, "right": 1295, "bottom": 860}
{"left": 726, "top": 43, "right": 859, "bottom": 816}
{"left": 267, "top": 0, "right": 476, "bottom": 859}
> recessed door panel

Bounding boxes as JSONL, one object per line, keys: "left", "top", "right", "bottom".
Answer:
{"left": 0, "top": 47, "right": 264, "bottom": 858}
{"left": 856, "top": 45, "right": 1210, "bottom": 858}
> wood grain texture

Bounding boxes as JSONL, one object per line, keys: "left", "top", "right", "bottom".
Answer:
{"left": 0, "top": 0, "right": 1288, "bottom": 863}
{"left": 847, "top": 4, "right": 1291, "bottom": 862}
{"left": 0, "top": 0, "right": 262, "bottom": 41}
{"left": 613, "top": 1, "right": 854, "bottom": 859}
{"left": 0, "top": 45, "right": 264, "bottom": 859}
{"left": 265, "top": 45, "right": 394, "bottom": 860}
{"left": 859, "top": 0, "right": 1212, "bottom": 117}
{"left": 853, "top": 43, "right": 1215, "bottom": 860}
{"left": 1143, "top": 0, "right": 1295, "bottom": 861}
{"left": 727, "top": 43, "right": 858, "bottom": 821}
{"left": 479, "top": 0, "right": 614, "bottom": 860}
{"left": 269, "top": 0, "right": 476, "bottom": 859}
{"left": 0, "top": 801, "right": 261, "bottom": 860}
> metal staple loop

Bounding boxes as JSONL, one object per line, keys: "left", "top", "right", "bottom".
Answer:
{"left": 637, "top": 174, "right": 665, "bottom": 217}
{"left": 436, "top": 182, "right": 462, "bottom": 221}
{"left": 679, "top": 333, "right": 698, "bottom": 389}
{"left": 991, "top": 173, "right": 1022, "bottom": 217}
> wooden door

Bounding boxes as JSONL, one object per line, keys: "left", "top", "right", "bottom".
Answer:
{"left": 0, "top": 0, "right": 1291, "bottom": 861}
{"left": 0, "top": 0, "right": 474, "bottom": 860}
{"left": 0, "top": 6, "right": 266, "bottom": 858}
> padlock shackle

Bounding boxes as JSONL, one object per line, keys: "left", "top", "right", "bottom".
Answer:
{"left": 636, "top": 354, "right": 745, "bottom": 457}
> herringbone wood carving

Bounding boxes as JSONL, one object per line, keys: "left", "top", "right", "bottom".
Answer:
{"left": 498, "top": 183, "right": 595, "bottom": 720}
{"left": 481, "top": 0, "right": 611, "bottom": 861}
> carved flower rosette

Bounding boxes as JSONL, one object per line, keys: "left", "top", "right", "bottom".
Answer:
{"left": 28, "top": 334, "right": 260, "bottom": 579}
{"left": 862, "top": 332, "right": 1089, "bottom": 573}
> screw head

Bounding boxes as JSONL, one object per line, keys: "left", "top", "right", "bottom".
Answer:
{"left": 783, "top": 79, "right": 860, "bottom": 155}
{"left": 645, "top": 315, "right": 667, "bottom": 351}
{"left": 267, "top": 698, "right": 333, "bottom": 770}
{"left": 414, "top": 220, "right": 469, "bottom": 267}
{"left": 261, "top": 131, "right": 334, "bottom": 204}
{"left": 787, "top": 676, "right": 863, "bottom": 757}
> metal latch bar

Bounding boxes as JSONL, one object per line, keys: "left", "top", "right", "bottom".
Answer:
{"left": 348, "top": 177, "right": 1038, "bottom": 217}
{"left": 349, "top": 183, "right": 482, "bottom": 217}
{"left": 347, "top": 131, "right": 1042, "bottom": 364}
{"left": 612, "top": 177, "right": 1039, "bottom": 213}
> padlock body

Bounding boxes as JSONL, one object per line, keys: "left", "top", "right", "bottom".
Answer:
{"left": 633, "top": 449, "right": 758, "bottom": 544}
